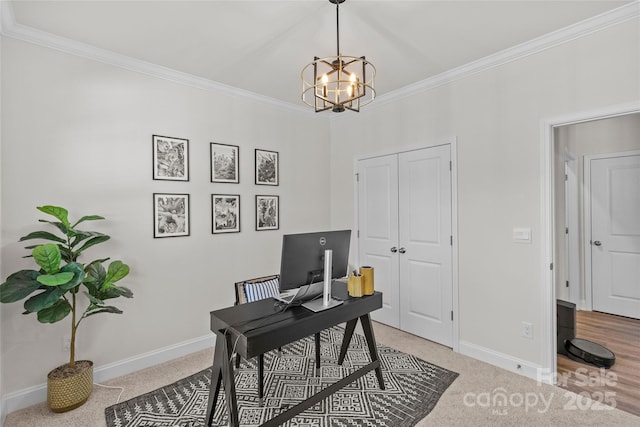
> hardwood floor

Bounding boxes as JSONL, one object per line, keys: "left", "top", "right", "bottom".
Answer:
{"left": 557, "top": 310, "right": 640, "bottom": 417}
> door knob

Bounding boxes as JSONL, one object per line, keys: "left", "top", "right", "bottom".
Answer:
{"left": 593, "top": 241, "right": 602, "bottom": 246}
{"left": 390, "top": 247, "right": 398, "bottom": 253}
{"left": 398, "top": 247, "right": 406, "bottom": 254}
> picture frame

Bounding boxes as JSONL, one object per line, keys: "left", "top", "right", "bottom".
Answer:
{"left": 153, "top": 193, "right": 190, "bottom": 238}
{"left": 255, "top": 149, "right": 279, "bottom": 186}
{"left": 212, "top": 194, "right": 241, "bottom": 234}
{"left": 210, "top": 143, "right": 239, "bottom": 183}
{"left": 255, "top": 195, "right": 279, "bottom": 231}
{"left": 152, "top": 135, "right": 189, "bottom": 181}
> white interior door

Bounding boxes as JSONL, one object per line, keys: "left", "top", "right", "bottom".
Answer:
{"left": 398, "top": 146, "right": 453, "bottom": 346}
{"left": 590, "top": 154, "right": 640, "bottom": 319}
{"left": 357, "top": 155, "right": 400, "bottom": 327}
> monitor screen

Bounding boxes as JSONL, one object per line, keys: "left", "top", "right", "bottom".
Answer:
{"left": 279, "top": 230, "right": 351, "bottom": 292}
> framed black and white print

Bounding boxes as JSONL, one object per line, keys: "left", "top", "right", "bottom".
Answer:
{"left": 153, "top": 135, "right": 189, "bottom": 181}
{"left": 212, "top": 194, "right": 240, "bottom": 234}
{"left": 153, "top": 193, "right": 190, "bottom": 238}
{"left": 255, "top": 149, "right": 279, "bottom": 186}
{"left": 256, "top": 195, "right": 279, "bottom": 231}
{"left": 210, "top": 143, "right": 239, "bottom": 183}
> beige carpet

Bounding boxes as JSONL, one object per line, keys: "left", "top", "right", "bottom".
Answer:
{"left": 4, "top": 322, "right": 639, "bottom": 426}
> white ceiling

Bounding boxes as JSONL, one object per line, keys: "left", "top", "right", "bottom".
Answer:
{"left": 5, "top": 0, "right": 636, "bottom": 109}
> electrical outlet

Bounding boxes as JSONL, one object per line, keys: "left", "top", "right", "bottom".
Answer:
{"left": 521, "top": 322, "right": 533, "bottom": 339}
{"left": 63, "top": 336, "right": 71, "bottom": 351}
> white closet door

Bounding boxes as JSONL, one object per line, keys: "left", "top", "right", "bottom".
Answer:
{"left": 357, "top": 155, "right": 400, "bottom": 327}
{"left": 591, "top": 154, "right": 640, "bottom": 319}
{"left": 398, "top": 146, "right": 453, "bottom": 346}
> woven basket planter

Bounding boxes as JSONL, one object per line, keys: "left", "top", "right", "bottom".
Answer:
{"left": 47, "top": 360, "right": 93, "bottom": 413}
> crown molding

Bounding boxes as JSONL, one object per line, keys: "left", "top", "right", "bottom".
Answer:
{"left": 371, "top": 1, "right": 640, "bottom": 110}
{"left": 0, "top": 1, "right": 313, "bottom": 116}
{"left": 1, "top": 1, "right": 638, "bottom": 116}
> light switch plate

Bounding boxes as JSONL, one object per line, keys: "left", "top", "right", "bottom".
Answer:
{"left": 513, "top": 227, "right": 532, "bottom": 243}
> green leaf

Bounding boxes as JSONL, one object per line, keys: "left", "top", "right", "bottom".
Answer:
{"left": 85, "top": 292, "right": 103, "bottom": 306}
{"left": 37, "top": 272, "right": 74, "bottom": 286}
{"left": 72, "top": 215, "right": 105, "bottom": 228}
{"left": 0, "top": 270, "right": 42, "bottom": 303}
{"left": 59, "top": 246, "right": 75, "bottom": 263}
{"left": 24, "top": 287, "right": 65, "bottom": 312}
{"left": 84, "top": 261, "right": 106, "bottom": 294}
{"left": 58, "top": 262, "right": 85, "bottom": 291}
{"left": 75, "top": 235, "right": 110, "bottom": 254}
{"left": 37, "top": 206, "right": 70, "bottom": 228}
{"left": 37, "top": 299, "right": 71, "bottom": 323}
{"left": 102, "top": 261, "right": 130, "bottom": 288}
{"left": 32, "top": 244, "right": 62, "bottom": 274}
{"left": 84, "top": 306, "right": 123, "bottom": 318}
{"left": 98, "top": 285, "right": 134, "bottom": 300}
{"left": 18, "top": 231, "right": 66, "bottom": 245}
{"left": 38, "top": 220, "right": 70, "bottom": 237}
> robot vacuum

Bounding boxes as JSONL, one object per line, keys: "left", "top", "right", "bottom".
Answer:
{"left": 565, "top": 338, "right": 616, "bottom": 369}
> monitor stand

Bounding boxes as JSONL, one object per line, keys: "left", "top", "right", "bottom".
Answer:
{"left": 302, "top": 297, "right": 343, "bottom": 312}
{"left": 302, "top": 248, "right": 343, "bottom": 312}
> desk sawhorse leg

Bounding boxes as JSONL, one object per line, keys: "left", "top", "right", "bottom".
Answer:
{"left": 338, "top": 313, "right": 385, "bottom": 390}
{"left": 205, "top": 331, "right": 238, "bottom": 427}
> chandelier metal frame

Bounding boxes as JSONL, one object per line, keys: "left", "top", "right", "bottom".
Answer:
{"left": 301, "top": 0, "right": 376, "bottom": 113}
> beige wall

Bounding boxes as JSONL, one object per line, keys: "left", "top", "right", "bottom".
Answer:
{"left": 0, "top": 37, "right": 330, "bottom": 395}
{"left": 329, "top": 18, "right": 639, "bottom": 367}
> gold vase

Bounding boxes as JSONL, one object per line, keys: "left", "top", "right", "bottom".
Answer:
{"left": 47, "top": 360, "right": 93, "bottom": 413}
{"left": 360, "top": 266, "right": 374, "bottom": 295}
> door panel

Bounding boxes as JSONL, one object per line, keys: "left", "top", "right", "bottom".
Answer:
{"left": 357, "top": 145, "right": 454, "bottom": 345}
{"left": 357, "top": 155, "right": 399, "bottom": 327}
{"left": 399, "top": 146, "right": 453, "bottom": 346}
{"left": 591, "top": 154, "right": 640, "bottom": 319}
{"left": 406, "top": 260, "right": 442, "bottom": 321}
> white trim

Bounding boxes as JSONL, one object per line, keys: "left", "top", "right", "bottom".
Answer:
{"left": 540, "top": 102, "right": 640, "bottom": 384}
{"left": 1, "top": 334, "right": 214, "bottom": 415}
{"left": 564, "top": 155, "right": 582, "bottom": 307}
{"left": 450, "top": 138, "right": 460, "bottom": 354}
{"left": 371, "top": 2, "right": 640, "bottom": 109}
{"left": 1, "top": 1, "right": 638, "bottom": 116}
{"left": 459, "top": 340, "right": 544, "bottom": 383}
{"left": 0, "top": 3, "right": 310, "bottom": 116}
{"left": 353, "top": 138, "right": 460, "bottom": 352}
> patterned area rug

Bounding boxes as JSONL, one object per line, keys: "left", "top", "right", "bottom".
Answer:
{"left": 105, "top": 327, "right": 458, "bottom": 426}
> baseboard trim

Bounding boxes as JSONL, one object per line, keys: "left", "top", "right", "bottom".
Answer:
{"left": 459, "top": 340, "right": 549, "bottom": 384}
{"left": 1, "top": 334, "right": 215, "bottom": 416}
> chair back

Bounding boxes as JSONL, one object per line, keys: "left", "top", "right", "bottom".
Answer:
{"left": 234, "top": 274, "right": 280, "bottom": 305}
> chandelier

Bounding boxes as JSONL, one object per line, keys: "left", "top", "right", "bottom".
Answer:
{"left": 301, "top": 0, "right": 376, "bottom": 113}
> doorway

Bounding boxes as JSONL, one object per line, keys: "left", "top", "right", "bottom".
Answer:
{"left": 543, "top": 108, "right": 640, "bottom": 399}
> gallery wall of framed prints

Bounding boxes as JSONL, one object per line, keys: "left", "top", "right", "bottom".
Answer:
{"left": 152, "top": 134, "right": 280, "bottom": 237}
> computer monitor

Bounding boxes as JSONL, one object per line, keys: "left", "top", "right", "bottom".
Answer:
{"left": 279, "top": 230, "right": 351, "bottom": 302}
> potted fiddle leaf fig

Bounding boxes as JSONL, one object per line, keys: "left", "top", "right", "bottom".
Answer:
{"left": 0, "top": 205, "right": 133, "bottom": 412}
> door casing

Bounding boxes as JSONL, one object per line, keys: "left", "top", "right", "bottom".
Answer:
{"left": 541, "top": 101, "right": 640, "bottom": 384}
